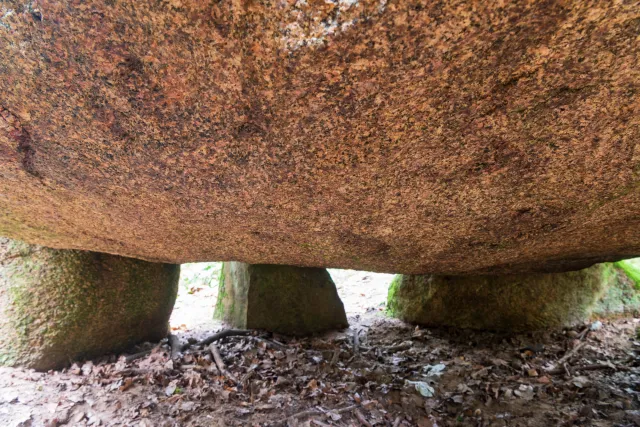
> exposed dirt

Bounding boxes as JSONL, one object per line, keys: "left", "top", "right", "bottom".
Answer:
{"left": 1, "top": 267, "right": 639, "bottom": 426}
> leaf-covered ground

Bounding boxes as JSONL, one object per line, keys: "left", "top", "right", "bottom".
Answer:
{"left": 0, "top": 267, "right": 639, "bottom": 426}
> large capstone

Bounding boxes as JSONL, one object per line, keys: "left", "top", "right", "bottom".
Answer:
{"left": 214, "top": 263, "right": 348, "bottom": 336}
{"left": 0, "top": 1, "right": 639, "bottom": 275}
{"left": 386, "top": 264, "right": 636, "bottom": 332}
{"left": 0, "top": 237, "right": 179, "bottom": 370}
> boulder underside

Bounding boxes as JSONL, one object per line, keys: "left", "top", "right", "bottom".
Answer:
{"left": 0, "top": 1, "right": 639, "bottom": 274}
{"left": 387, "top": 263, "right": 639, "bottom": 332}
{"left": 0, "top": 238, "right": 180, "bottom": 370}
{"left": 215, "top": 262, "right": 348, "bottom": 336}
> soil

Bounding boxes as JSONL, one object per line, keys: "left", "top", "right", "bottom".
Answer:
{"left": 0, "top": 266, "right": 639, "bottom": 427}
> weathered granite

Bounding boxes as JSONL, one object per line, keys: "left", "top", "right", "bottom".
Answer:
{"left": 215, "top": 262, "right": 348, "bottom": 336}
{"left": 387, "top": 264, "right": 615, "bottom": 332}
{"left": 0, "top": 1, "right": 639, "bottom": 274}
{"left": 0, "top": 237, "right": 179, "bottom": 370}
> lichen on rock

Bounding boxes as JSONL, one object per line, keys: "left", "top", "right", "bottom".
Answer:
{"left": 215, "top": 262, "right": 348, "bottom": 336}
{"left": 0, "top": 237, "right": 180, "bottom": 370}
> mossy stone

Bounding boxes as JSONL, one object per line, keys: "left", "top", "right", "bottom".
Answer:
{"left": 614, "top": 259, "right": 640, "bottom": 289}
{"left": 0, "top": 237, "right": 179, "bottom": 370}
{"left": 214, "top": 262, "right": 348, "bottom": 336}
{"left": 386, "top": 264, "right": 614, "bottom": 332}
{"left": 592, "top": 263, "right": 640, "bottom": 316}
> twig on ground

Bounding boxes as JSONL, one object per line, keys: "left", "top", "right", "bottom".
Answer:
{"left": 124, "top": 349, "right": 153, "bottom": 363}
{"left": 117, "top": 368, "right": 151, "bottom": 377}
{"left": 255, "top": 336, "right": 287, "bottom": 350}
{"left": 556, "top": 341, "right": 586, "bottom": 366}
{"left": 209, "top": 343, "right": 238, "bottom": 382}
{"left": 546, "top": 341, "right": 587, "bottom": 373}
{"left": 392, "top": 416, "right": 403, "bottom": 427}
{"left": 279, "top": 408, "right": 321, "bottom": 425}
{"left": 116, "top": 367, "right": 174, "bottom": 377}
{"left": 168, "top": 334, "right": 181, "bottom": 360}
{"left": 274, "top": 404, "right": 358, "bottom": 425}
{"left": 353, "top": 329, "right": 360, "bottom": 355}
{"left": 354, "top": 409, "right": 372, "bottom": 427}
{"left": 241, "top": 369, "right": 255, "bottom": 385}
{"left": 577, "top": 326, "right": 590, "bottom": 340}
{"left": 547, "top": 362, "right": 629, "bottom": 375}
{"left": 575, "top": 363, "right": 630, "bottom": 372}
{"left": 330, "top": 349, "right": 340, "bottom": 366}
{"left": 180, "top": 329, "right": 251, "bottom": 352}
{"left": 384, "top": 342, "right": 413, "bottom": 352}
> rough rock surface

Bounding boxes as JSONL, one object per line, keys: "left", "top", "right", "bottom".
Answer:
{"left": 0, "top": 1, "right": 639, "bottom": 274}
{"left": 215, "top": 262, "right": 348, "bottom": 336}
{"left": 0, "top": 238, "right": 179, "bottom": 370}
{"left": 592, "top": 262, "right": 640, "bottom": 317}
{"left": 386, "top": 264, "right": 626, "bottom": 332}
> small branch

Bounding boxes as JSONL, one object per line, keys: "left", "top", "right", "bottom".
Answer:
{"left": 353, "top": 330, "right": 360, "bottom": 355}
{"left": 117, "top": 368, "right": 152, "bottom": 377}
{"left": 384, "top": 342, "right": 412, "bottom": 353}
{"left": 354, "top": 409, "right": 372, "bottom": 427}
{"left": 556, "top": 341, "right": 586, "bottom": 366}
{"left": 209, "top": 343, "right": 237, "bottom": 383}
{"left": 547, "top": 362, "right": 629, "bottom": 375}
{"left": 209, "top": 343, "right": 225, "bottom": 371}
{"left": 330, "top": 349, "right": 340, "bottom": 366}
{"left": 576, "top": 363, "right": 630, "bottom": 372}
{"left": 124, "top": 349, "right": 152, "bottom": 363}
{"left": 546, "top": 341, "right": 586, "bottom": 372}
{"left": 254, "top": 336, "right": 287, "bottom": 350}
{"left": 274, "top": 404, "right": 358, "bottom": 426}
{"left": 180, "top": 329, "right": 251, "bottom": 352}
{"left": 577, "top": 326, "right": 590, "bottom": 340}
{"left": 168, "top": 334, "right": 181, "bottom": 360}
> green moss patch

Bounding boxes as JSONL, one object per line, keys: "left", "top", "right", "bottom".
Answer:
{"left": 614, "top": 259, "right": 640, "bottom": 289}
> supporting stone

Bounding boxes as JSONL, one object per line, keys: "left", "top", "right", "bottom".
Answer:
{"left": 386, "top": 264, "right": 627, "bottom": 332}
{"left": 0, "top": 237, "right": 180, "bottom": 370}
{"left": 592, "top": 262, "right": 640, "bottom": 317}
{"left": 214, "top": 262, "right": 348, "bottom": 336}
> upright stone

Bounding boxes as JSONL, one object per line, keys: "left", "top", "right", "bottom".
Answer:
{"left": 0, "top": 237, "right": 180, "bottom": 370}
{"left": 592, "top": 262, "right": 640, "bottom": 317}
{"left": 215, "top": 262, "right": 348, "bottom": 336}
{"left": 387, "top": 264, "right": 617, "bottom": 332}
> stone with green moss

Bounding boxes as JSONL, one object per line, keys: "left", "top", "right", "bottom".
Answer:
{"left": 386, "top": 264, "right": 620, "bottom": 332}
{"left": 214, "top": 262, "right": 348, "bottom": 336}
{"left": 592, "top": 262, "right": 640, "bottom": 317}
{"left": 0, "top": 237, "right": 180, "bottom": 370}
{"left": 614, "top": 259, "right": 640, "bottom": 289}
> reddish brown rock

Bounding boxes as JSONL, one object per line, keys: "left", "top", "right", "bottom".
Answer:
{"left": 0, "top": 1, "right": 639, "bottom": 274}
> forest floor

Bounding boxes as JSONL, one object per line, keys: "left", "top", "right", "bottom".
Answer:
{"left": 0, "top": 265, "right": 639, "bottom": 426}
